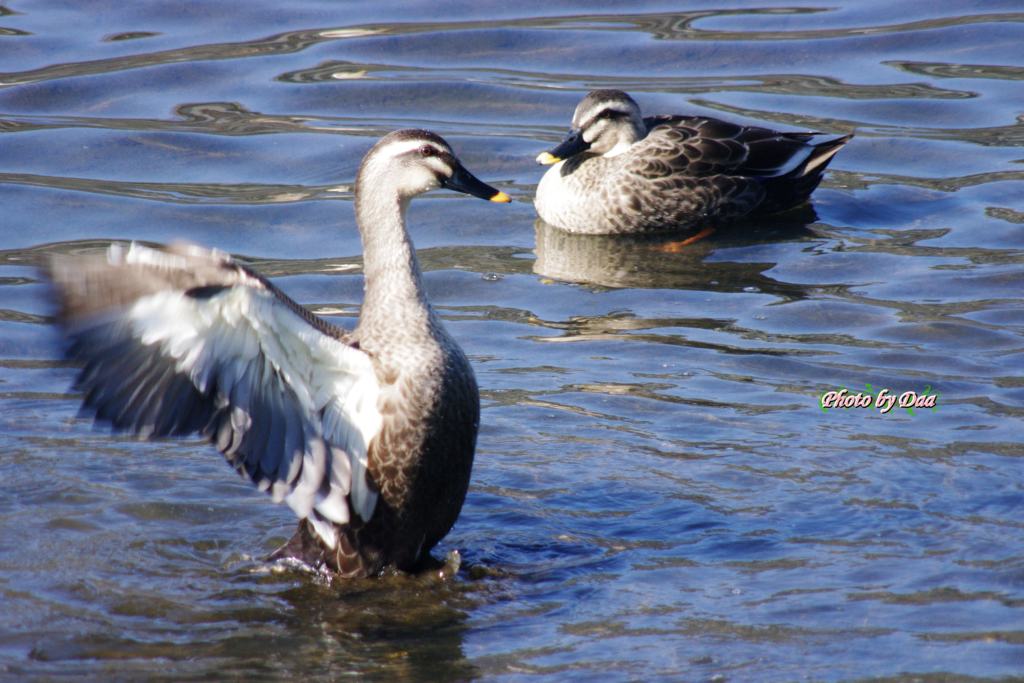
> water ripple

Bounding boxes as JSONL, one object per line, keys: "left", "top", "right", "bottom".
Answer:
{"left": 1, "top": 1, "right": 1022, "bottom": 680}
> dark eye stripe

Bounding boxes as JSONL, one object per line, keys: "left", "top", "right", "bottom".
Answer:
{"left": 402, "top": 143, "right": 454, "bottom": 178}
{"left": 407, "top": 143, "right": 451, "bottom": 160}
{"left": 581, "top": 108, "right": 628, "bottom": 130}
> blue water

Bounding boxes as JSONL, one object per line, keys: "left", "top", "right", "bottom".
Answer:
{"left": 1, "top": 1, "right": 1022, "bottom": 680}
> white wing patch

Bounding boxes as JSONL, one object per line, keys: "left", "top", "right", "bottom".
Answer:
{"left": 73, "top": 243, "right": 383, "bottom": 548}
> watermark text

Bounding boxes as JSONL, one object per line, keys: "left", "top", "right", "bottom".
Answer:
{"left": 820, "top": 384, "right": 938, "bottom": 415}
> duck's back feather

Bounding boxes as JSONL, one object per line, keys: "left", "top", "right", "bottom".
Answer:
{"left": 639, "top": 115, "right": 837, "bottom": 180}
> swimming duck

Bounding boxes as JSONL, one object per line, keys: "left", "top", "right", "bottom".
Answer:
{"left": 535, "top": 90, "right": 851, "bottom": 235}
{"left": 46, "top": 129, "right": 510, "bottom": 578}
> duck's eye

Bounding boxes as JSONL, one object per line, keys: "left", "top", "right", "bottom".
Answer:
{"left": 419, "top": 145, "right": 436, "bottom": 157}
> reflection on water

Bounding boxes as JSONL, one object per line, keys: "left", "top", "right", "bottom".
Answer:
{"left": 1, "top": 0, "right": 1023, "bottom": 680}
{"left": 277, "top": 578, "right": 479, "bottom": 681}
{"left": 533, "top": 213, "right": 818, "bottom": 291}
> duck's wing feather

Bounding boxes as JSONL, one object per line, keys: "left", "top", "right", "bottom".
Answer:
{"left": 45, "top": 242, "right": 382, "bottom": 548}
{"left": 639, "top": 115, "right": 827, "bottom": 179}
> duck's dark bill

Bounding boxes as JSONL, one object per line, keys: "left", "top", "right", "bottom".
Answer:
{"left": 444, "top": 165, "right": 511, "bottom": 202}
{"left": 536, "top": 129, "right": 590, "bottom": 165}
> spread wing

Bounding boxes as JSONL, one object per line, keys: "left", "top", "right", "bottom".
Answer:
{"left": 45, "top": 242, "right": 382, "bottom": 549}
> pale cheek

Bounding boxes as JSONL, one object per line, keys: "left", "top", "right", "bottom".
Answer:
{"left": 406, "top": 170, "right": 440, "bottom": 195}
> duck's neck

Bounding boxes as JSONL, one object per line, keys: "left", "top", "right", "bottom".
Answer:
{"left": 602, "top": 117, "right": 646, "bottom": 158}
{"left": 354, "top": 175, "right": 432, "bottom": 336}
{"left": 603, "top": 139, "right": 636, "bottom": 158}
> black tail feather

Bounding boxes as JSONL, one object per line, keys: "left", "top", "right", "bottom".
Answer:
{"left": 792, "top": 134, "right": 853, "bottom": 179}
{"left": 759, "top": 134, "right": 852, "bottom": 214}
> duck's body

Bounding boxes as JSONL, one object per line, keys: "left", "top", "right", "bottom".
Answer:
{"left": 46, "top": 130, "right": 509, "bottom": 578}
{"left": 535, "top": 90, "right": 852, "bottom": 235}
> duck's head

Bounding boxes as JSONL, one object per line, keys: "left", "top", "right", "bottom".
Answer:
{"left": 537, "top": 90, "right": 645, "bottom": 165}
{"left": 360, "top": 129, "right": 510, "bottom": 203}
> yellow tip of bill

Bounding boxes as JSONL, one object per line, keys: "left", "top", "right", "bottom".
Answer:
{"left": 490, "top": 191, "right": 512, "bottom": 203}
{"left": 536, "top": 152, "right": 561, "bottom": 166}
